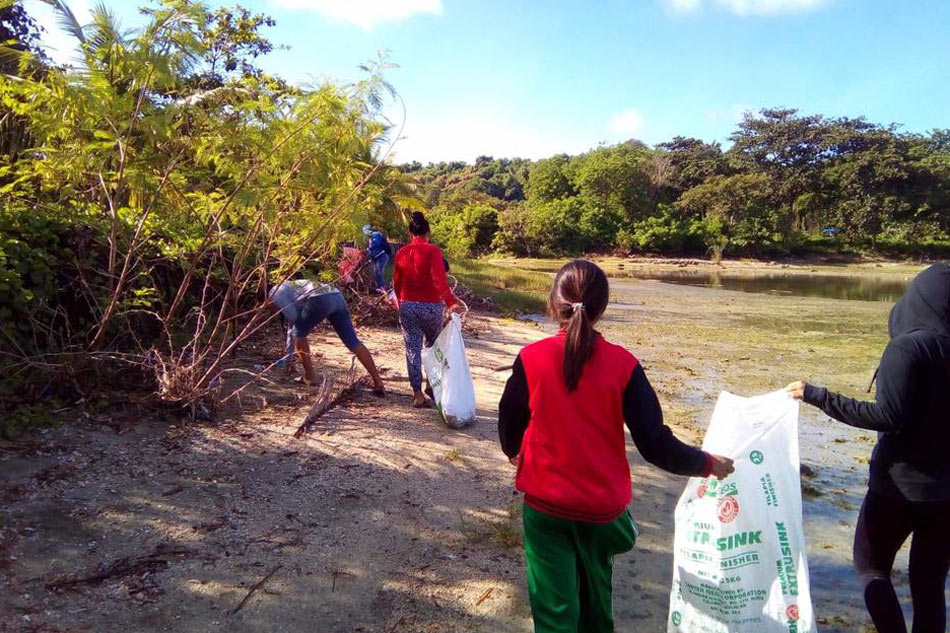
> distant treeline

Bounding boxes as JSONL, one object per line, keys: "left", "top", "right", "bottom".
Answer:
{"left": 403, "top": 109, "right": 950, "bottom": 259}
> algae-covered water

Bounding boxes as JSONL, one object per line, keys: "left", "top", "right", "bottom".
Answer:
{"left": 621, "top": 270, "right": 910, "bottom": 302}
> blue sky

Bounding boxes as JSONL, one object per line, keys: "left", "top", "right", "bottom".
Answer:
{"left": 31, "top": 0, "right": 950, "bottom": 164}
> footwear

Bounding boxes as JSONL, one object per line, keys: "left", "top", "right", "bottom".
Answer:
{"left": 372, "top": 386, "right": 386, "bottom": 398}
{"left": 411, "top": 398, "right": 431, "bottom": 409}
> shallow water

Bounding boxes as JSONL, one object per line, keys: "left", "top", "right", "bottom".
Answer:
{"left": 623, "top": 270, "right": 909, "bottom": 302}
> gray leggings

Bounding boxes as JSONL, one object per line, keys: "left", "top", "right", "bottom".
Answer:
{"left": 399, "top": 301, "right": 444, "bottom": 391}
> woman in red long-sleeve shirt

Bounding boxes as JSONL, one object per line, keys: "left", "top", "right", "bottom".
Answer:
{"left": 393, "top": 212, "right": 460, "bottom": 408}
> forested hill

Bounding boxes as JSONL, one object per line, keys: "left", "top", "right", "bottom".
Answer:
{"left": 402, "top": 112, "right": 950, "bottom": 260}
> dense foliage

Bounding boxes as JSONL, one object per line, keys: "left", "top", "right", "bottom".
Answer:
{"left": 0, "top": 0, "right": 416, "bottom": 424}
{"left": 413, "top": 111, "right": 950, "bottom": 259}
{"left": 2, "top": 0, "right": 948, "bottom": 428}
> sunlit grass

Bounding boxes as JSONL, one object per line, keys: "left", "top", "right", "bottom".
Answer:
{"left": 452, "top": 259, "right": 551, "bottom": 314}
{"left": 490, "top": 255, "right": 926, "bottom": 278}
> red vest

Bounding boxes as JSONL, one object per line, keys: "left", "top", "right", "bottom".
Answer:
{"left": 516, "top": 331, "right": 639, "bottom": 523}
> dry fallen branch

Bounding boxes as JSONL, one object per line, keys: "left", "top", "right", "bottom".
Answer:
{"left": 45, "top": 546, "right": 199, "bottom": 591}
{"left": 293, "top": 360, "right": 368, "bottom": 438}
{"left": 230, "top": 564, "right": 282, "bottom": 615}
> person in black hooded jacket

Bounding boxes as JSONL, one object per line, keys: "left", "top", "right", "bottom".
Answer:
{"left": 787, "top": 262, "right": 950, "bottom": 633}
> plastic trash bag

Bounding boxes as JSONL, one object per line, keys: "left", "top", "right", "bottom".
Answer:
{"left": 421, "top": 314, "right": 477, "bottom": 429}
{"left": 667, "top": 390, "right": 816, "bottom": 633}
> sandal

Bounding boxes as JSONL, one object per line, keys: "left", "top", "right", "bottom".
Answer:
{"left": 411, "top": 398, "right": 431, "bottom": 409}
{"left": 371, "top": 386, "right": 386, "bottom": 398}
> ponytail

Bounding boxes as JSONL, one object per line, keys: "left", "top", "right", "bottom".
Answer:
{"left": 563, "top": 302, "right": 596, "bottom": 391}
{"left": 548, "top": 260, "right": 609, "bottom": 392}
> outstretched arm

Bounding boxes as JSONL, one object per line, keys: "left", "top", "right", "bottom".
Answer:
{"left": 624, "top": 364, "right": 716, "bottom": 477}
{"left": 791, "top": 341, "right": 916, "bottom": 432}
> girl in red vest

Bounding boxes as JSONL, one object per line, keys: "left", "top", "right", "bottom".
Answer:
{"left": 498, "top": 259, "right": 734, "bottom": 633}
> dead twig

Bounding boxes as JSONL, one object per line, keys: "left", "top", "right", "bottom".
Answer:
{"left": 476, "top": 587, "right": 494, "bottom": 606}
{"left": 45, "top": 546, "right": 197, "bottom": 591}
{"left": 293, "top": 360, "right": 368, "bottom": 438}
{"left": 330, "top": 569, "right": 354, "bottom": 592}
{"left": 230, "top": 564, "right": 281, "bottom": 615}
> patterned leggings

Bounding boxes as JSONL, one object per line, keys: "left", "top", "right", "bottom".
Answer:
{"left": 399, "top": 301, "right": 444, "bottom": 391}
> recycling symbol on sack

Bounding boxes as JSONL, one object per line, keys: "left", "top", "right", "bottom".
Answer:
{"left": 671, "top": 611, "right": 682, "bottom": 626}
{"left": 750, "top": 450, "right": 764, "bottom": 465}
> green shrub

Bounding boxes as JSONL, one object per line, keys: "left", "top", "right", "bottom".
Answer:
{"left": 625, "top": 206, "right": 706, "bottom": 253}
{"left": 579, "top": 203, "right": 625, "bottom": 250}
{"left": 616, "top": 228, "right": 636, "bottom": 252}
{"left": 430, "top": 203, "right": 499, "bottom": 258}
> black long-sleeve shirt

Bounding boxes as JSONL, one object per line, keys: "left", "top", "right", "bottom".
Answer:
{"left": 804, "top": 333, "right": 950, "bottom": 502}
{"left": 498, "top": 355, "right": 709, "bottom": 477}
{"left": 803, "top": 341, "right": 916, "bottom": 433}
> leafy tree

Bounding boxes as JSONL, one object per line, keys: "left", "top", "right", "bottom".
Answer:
{"left": 0, "top": 0, "right": 47, "bottom": 73}
{"left": 657, "top": 136, "right": 729, "bottom": 195}
{"left": 727, "top": 108, "right": 828, "bottom": 223}
{"left": 677, "top": 173, "right": 787, "bottom": 255}
{"left": 0, "top": 0, "right": 416, "bottom": 410}
{"left": 526, "top": 154, "right": 575, "bottom": 202}
{"left": 430, "top": 203, "right": 498, "bottom": 257}
{"left": 189, "top": 5, "right": 277, "bottom": 90}
{"left": 572, "top": 145, "right": 651, "bottom": 220}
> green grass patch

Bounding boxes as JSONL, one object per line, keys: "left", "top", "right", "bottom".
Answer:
{"left": 457, "top": 508, "right": 523, "bottom": 549}
{"left": 452, "top": 259, "right": 551, "bottom": 314}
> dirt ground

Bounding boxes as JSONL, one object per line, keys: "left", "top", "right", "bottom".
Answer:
{"left": 1, "top": 310, "right": 703, "bottom": 633}
{"left": 1, "top": 264, "right": 941, "bottom": 632}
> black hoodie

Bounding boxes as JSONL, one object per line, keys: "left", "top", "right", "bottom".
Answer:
{"left": 804, "top": 263, "right": 950, "bottom": 502}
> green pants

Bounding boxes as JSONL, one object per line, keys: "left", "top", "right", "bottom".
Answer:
{"left": 522, "top": 504, "right": 638, "bottom": 633}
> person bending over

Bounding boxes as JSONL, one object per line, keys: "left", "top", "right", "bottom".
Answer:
{"left": 362, "top": 224, "right": 392, "bottom": 291}
{"left": 267, "top": 279, "right": 385, "bottom": 396}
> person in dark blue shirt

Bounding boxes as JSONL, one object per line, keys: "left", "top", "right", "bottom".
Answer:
{"left": 363, "top": 225, "right": 392, "bottom": 291}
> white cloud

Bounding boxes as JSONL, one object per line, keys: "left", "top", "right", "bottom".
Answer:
{"left": 271, "top": 0, "right": 442, "bottom": 29}
{"left": 607, "top": 109, "right": 646, "bottom": 136}
{"left": 665, "top": 0, "right": 833, "bottom": 15}
{"left": 29, "top": 0, "right": 92, "bottom": 66}
{"left": 387, "top": 109, "right": 595, "bottom": 164}
{"left": 705, "top": 104, "right": 751, "bottom": 125}
{"left": 669, "top": 0, "right": 703, "bottom": 11}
